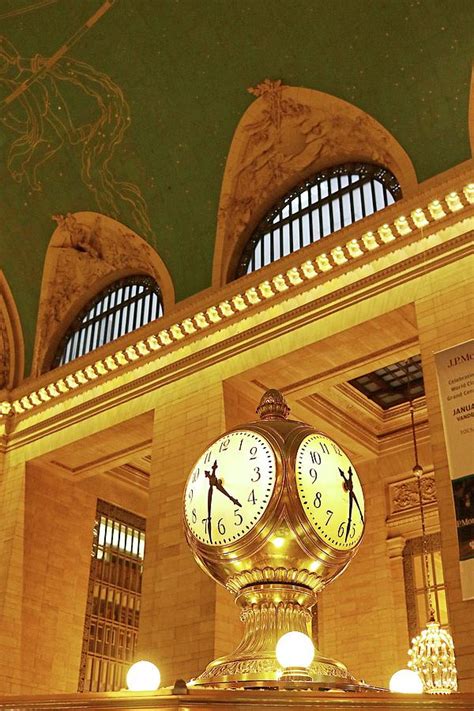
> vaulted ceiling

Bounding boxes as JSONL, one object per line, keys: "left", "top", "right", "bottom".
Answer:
{"left": 0, "top": 0, "right": 473, "bottom": 368}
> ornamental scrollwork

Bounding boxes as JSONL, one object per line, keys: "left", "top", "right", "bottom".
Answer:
{"left": 390, "top": 473, "right": 437, "bottom": 515}
{"left": 213, "top": 82, "right": 417, "bottom": 286}
{"left": 0, "top": 314, "right": 9, "bottom": 390}
{"left": 31, "top": 211, "right": 173, "bottom": 376}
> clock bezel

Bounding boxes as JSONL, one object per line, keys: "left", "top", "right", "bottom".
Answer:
{"left": 183, "top": 423, "right": 286, "bottom": 559}
{"left": 285, "top": 427, "right": 366, "bottom": 556}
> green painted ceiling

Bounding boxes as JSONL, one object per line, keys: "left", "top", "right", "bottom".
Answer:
{"left": 0, "top": 0, "right": 473, "bottom": 370}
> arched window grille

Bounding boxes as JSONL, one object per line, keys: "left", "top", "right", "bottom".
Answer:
{"left": 53, "top": 275, "right": 163, "bottom": 368}
{"left": 78, "top": 500, "right": 146, "bottom": 692}
{"left": 236, "top": 163, "right": 401, "bottom": 277}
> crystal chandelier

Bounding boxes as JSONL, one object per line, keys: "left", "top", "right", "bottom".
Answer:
{"left": 404, "top": 359, "right": 458, "bottom": 694}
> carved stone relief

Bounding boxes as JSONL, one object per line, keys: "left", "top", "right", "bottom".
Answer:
{"left": 389, "top": 473, "right": 437, "bottom": 516}
{"left": 213, "top": 80, "right": 417, "bottom": 286}
{"left": 469, "top": 64, "right": 474, "bottom": 156}
{"left": 0, "top": 314, "right": 9, "bottom": 391}
{"left": 32, "top": 211, "right": 174, "bottom": 376}
{"left": 0, "top": 271, "right": 24, "bottom": 390}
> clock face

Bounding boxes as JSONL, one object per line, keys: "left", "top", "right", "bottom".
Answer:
{"left": 295, "top": 433, "right": 365, "bottom": 550}
{"left": 184, "top": 430, "right": 276, "bottom": 546}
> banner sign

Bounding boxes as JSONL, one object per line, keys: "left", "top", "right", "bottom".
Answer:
{"left": 434, "top": 340, "right": 474, "bottom": 600}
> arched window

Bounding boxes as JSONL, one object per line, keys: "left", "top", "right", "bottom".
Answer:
{"left": 403, "top": 534, "right": 449, "bottom": 640}
{"left": 236, "top": 163, "right": 401, "bottom": 277}
{"left": 53, "top": 275, "right": 163, "bottom": 368}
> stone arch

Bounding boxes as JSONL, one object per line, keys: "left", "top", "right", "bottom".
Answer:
{"left": 31, "top": 212, "right": 175, "bottom": 376}
{"left": 212, "top": 80, "right": 418, "bottom": 287}
{"left": 469, "top": 63, "right": 474, "bottom": 157}
{"left": 0, "top": 271, "right": 24, "bottom": 390}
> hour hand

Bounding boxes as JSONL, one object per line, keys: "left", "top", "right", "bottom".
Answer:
{"left": 345, "top": 488, "right": 353, "bottom": 542}
{"left": 215, "top": 479, "right": 241, "bottom": 507}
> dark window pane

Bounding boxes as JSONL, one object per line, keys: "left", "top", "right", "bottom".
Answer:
{"left": 236, "top": 163, "right": 400, "bottom": 278}
{"left": 52, "top": 276, "right": 163, "bottom": 369}
{"left": 349, "top": 356, "right": 424, "bottom": 410}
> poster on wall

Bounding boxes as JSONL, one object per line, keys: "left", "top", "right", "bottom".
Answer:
{"left": 434, "top": 340, "right": 474, "bottom": 601}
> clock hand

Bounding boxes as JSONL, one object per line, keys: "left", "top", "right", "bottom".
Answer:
{"left": 339, "top": 467, "right": 349, "bottom": 484}
{"left": 351, "top": 490, "right": 364, "bottom": 524}
{"left": 339, "top": 467, "right": 351, "bottom": 494}
{"left": 205, "top": 470, "right": 214, "bottom": 543}
{"left": 345, "top": 486, "right": 354, "bottom": 542}
{"left": 215, "top": 479, "right": 242, "bottom": 507}
{"left": 211, "top": 461, "right": 242, "bottom": 507}
{"left": 346, "top": 467, "right": 364, "bottom": 524}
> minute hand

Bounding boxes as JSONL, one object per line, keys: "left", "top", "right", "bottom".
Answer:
{"left": 205, "top": 473, "right": 214, "bottom": 544}
{"left": 345, "top": 488, "right": 354, "bottom": 542}
{"left": 351, "top": 490, "right": 364, "bottom": 524}
{"left": 215, "top": 479, "right": 242, "bottom": 507}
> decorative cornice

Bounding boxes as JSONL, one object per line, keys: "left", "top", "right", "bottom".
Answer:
{"left": 3, "top": 230, "right": 472, "bottom": 454}
{"left": 0, "top": 177, "right": 473, "bottom": 424}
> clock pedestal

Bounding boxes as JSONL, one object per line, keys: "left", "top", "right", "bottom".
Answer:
{"left": 184, "top": 389, "right": 364, "bottom": 690}
{"left": 195, "top": 583, "right": 354, "bottom": 688}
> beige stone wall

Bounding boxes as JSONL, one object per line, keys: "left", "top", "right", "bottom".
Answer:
{"left": 318, "top": 440, "right": 432, "bottom": 688}
{"left": 20, "top": 463, "right": 96, "bottom": 694}
{"left": 0, "top": 456, "right": 149, "bottom": 695}
{"left": 138, "top": 381, "right": 235, "bottom": 685}
{"left": 0, "top": 459, "right": 25, "bottom": 694}
{"left": 0, "top": 202, "right": 470, "bottom": 697}
{"left": 416, "top": 262, "right": 474, "bottom": 692}
{"left": 318, "top": 457, "right": 399, "bottom": 687}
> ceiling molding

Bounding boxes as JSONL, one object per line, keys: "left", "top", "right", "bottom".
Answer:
{"left": 48, "top": 439, "right": 151, "bottom": 481}
{"left": 105, "top": 464, "right": 150, "bottom": 491}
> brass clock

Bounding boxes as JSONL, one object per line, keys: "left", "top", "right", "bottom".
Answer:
{"left": 183, "top": 389, "right": 366, "bottom": 689}
{"left": 294, "top": 432, "right": 365, "bottom": 551}
{"left": 184, "top": 430, "right": 277, "bottom": 546}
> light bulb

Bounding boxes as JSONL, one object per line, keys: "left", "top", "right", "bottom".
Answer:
{"left": 271, "top": 536, "right": 285, "bottom": 548}
{"left": 126, "top": 660, "right": 161, "bottom": 691}
{"left": 389, "top": 669, "right": 423, "bottom": 694}
{"left": 276, "top": 631, "right": 315, "bottom": 669}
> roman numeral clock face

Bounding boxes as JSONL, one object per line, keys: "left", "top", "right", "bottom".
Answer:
{"left": 295, "top": 434, "right": 365, "bottom": 550}
{"left": 184, "top": 430, "right": 276, "bottom": 546}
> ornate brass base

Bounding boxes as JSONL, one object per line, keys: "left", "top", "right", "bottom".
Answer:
{"left": 193, "top": 584, "right": 356, "bottom": 689}
{"left": 280, "top": 666, "right": 313, "bottom": 683}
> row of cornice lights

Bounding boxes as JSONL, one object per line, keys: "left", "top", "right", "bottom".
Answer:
{"left": 1, "top": 184, "right": 472, "bottom": 418}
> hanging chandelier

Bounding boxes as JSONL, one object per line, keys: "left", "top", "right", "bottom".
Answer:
{"left": 404, "top": 359, "right": 458, "bottom": 694}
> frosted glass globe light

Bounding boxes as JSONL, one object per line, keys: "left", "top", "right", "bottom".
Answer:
{"left": 276, "top": 632, "right": 315, "bottom": 669}
{"left": 389, "top": 669, "right": 423, "bottom": 694}
{"left": 126, "top": 660, "right": 161, "bottom": 691}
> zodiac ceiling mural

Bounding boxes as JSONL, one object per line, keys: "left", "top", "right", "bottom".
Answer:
{"left": 0, "top": 0, "right": 472, "bottom": 372}
{"left": 0, "top": 30, "right": 154, "bottom": 244}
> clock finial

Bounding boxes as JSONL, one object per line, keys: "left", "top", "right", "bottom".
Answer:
{"left": 256, "top": 389, "right": 290, "bottom": 420}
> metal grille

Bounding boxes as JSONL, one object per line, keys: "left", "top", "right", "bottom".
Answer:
{"left": 78, "top": 500, "right": 146, "bottom": 692}
{"left": 349, "top": 354, "right": 424, "bottom": 410}
{"left": 53, "top": 275, "right": 163, "bottom": 368}
{"left": 236, "top": 163, "right": 401, "bottom": 277}
{"left": 403, "top": 534, "right": 449, "bottom": 640}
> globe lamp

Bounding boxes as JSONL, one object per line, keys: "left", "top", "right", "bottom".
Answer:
{"left": 126, "top": 660, "right": 161, "bottom": 691}
{"left": 276, "top": 631, "right": 315, "bottom": 682}
{"left": 389, "top": 669, "right": 423, "bottom": 694}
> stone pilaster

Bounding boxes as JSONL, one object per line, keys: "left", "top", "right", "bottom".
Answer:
{"left": 138, "top": 380, "right": 230, "bottom": 685}
{"left": 415, "top": 259, "right": 474, "bottom": 692}
{"left": 0, "top": 458, "right": 25, "bottom": 693}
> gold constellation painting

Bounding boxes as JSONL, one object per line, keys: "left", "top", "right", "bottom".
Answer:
{"left": 0, "top": 2, "right": 155, "bottom": 244}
